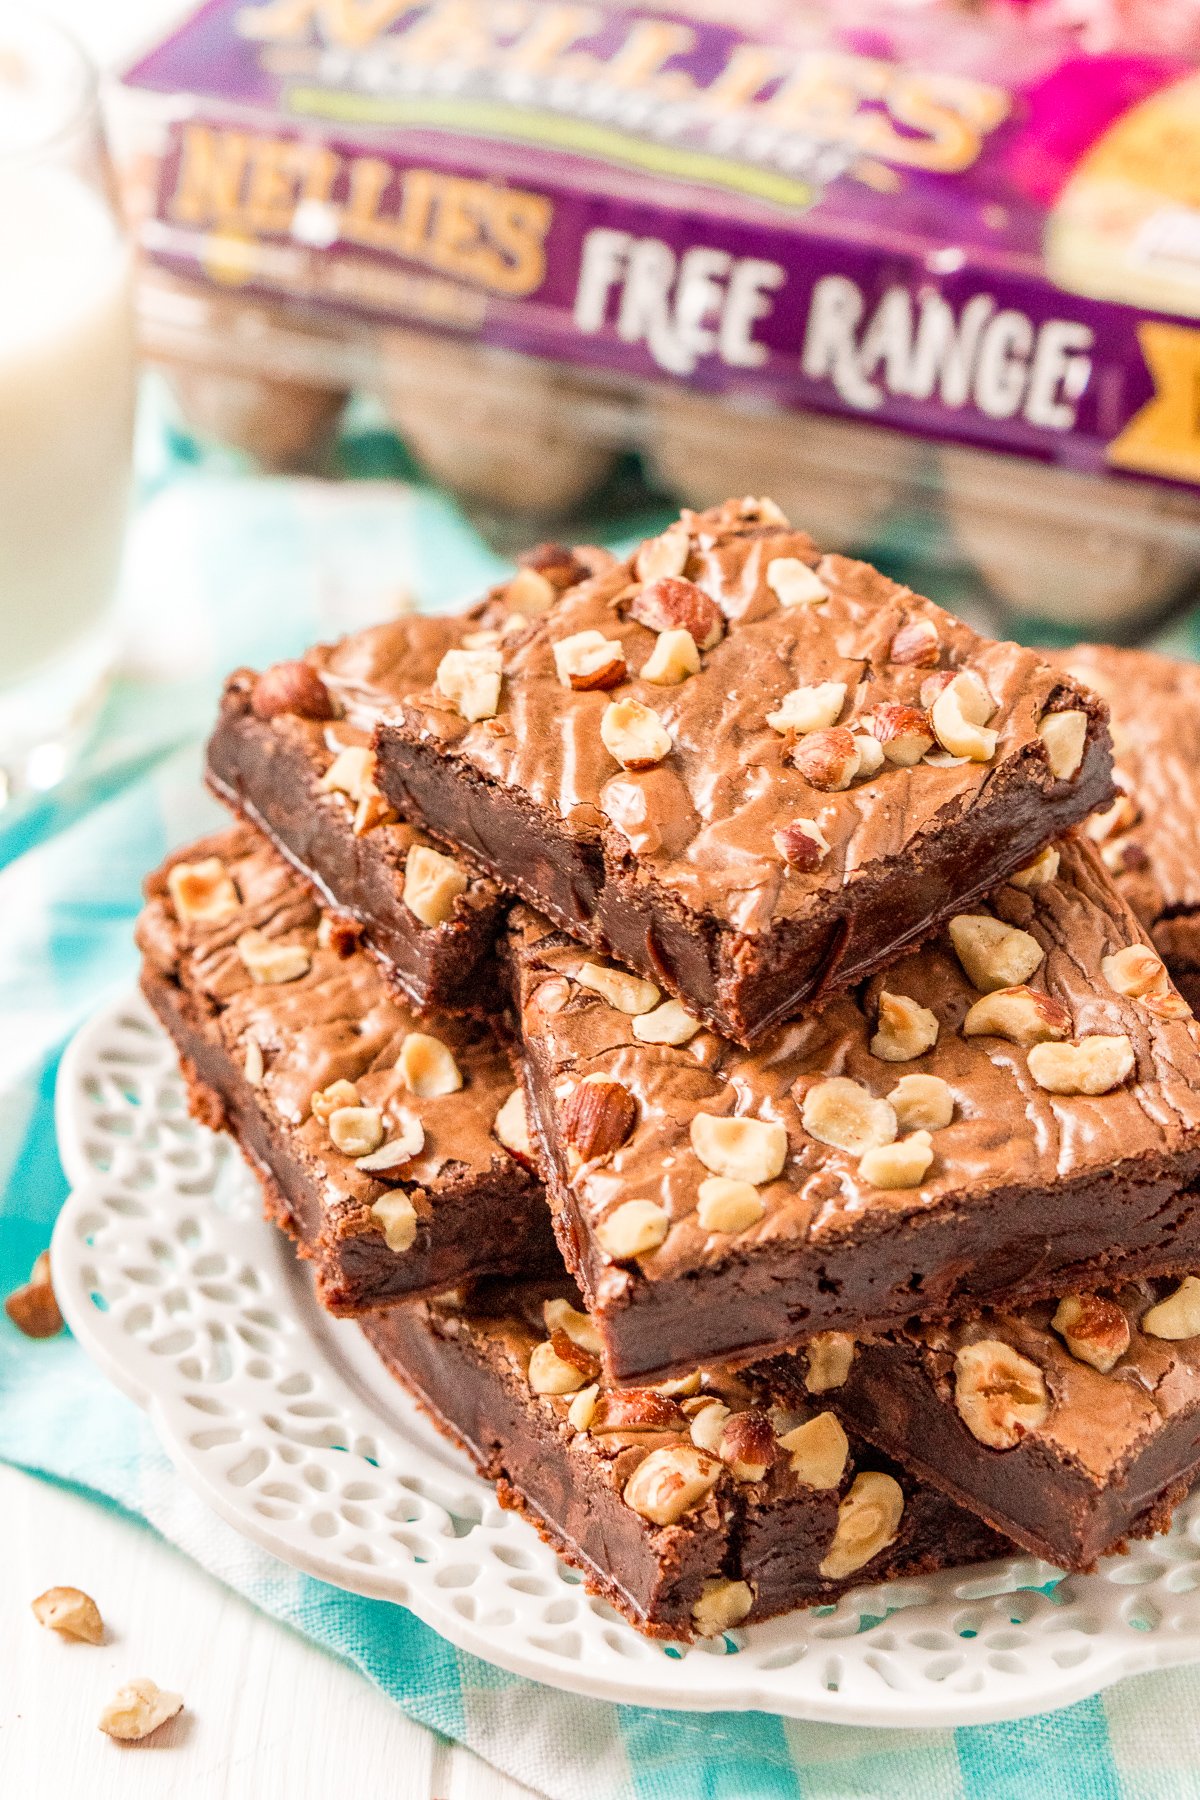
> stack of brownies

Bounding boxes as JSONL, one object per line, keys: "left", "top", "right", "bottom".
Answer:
{"left": 136, "top": 497, "right": 1200, "bottom": 1640}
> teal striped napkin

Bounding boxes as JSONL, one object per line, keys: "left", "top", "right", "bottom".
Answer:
{"left": 5, "top": 469, "right": 1200, "bottom": 1798}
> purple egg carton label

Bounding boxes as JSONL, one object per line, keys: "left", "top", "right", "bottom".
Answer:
{"left": 123, "top": 0, "right": 1200, "bottom": 488}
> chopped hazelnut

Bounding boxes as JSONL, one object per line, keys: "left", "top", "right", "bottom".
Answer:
{"left": 635, "top": 521, "right": 690, "bottom": 583}
{"left": 1086, "top": 793, "right": 1139, "bottom": 843}
{"left": 494, "top": 1088, "right": 532, "bottom": 1158}
{"left": 1052, "top": 1294, "right": 1130, "bottom": 1373}
{"left": 243, "top": 1039, "right": 264, "bottom": 1087}
{"left": 766, "top": 680, "right": 847, "bottom": 736}
{"left": 689, "top": 1400, "right": 731, "bottom": 1453}
{"left": 948, "top": 914, "right": 1044, "bottom": 993}
{"left": 319, "top": 744, "right": 377, "bottom": 804}
{"left": 766, "top": 557, "right": 828, "bottom": 607}
{"left": 858, "top": 1130, "right": 933, "bottom": 1189}
{"left": 5, "top": 1252, "right": 63, "bottom": 1339}
{"left": 819, "top": 1472, "right": 905, "bottom": 1580}
{"left": 889, "top": 617, "right": 940, "bottom": 667}
{"left": 235, "top": 929, "right": 312, "bottom": 986}
{"left": 852, "top": 733, "right": 886, "bottom": 779}
{"left": 692, "top": 1578, "right": 754, "bottom": 1638}
{"left": 518, "top": 541, "right": 591, "bottom": 590}
{"left": 1142, "top": 1276, "right": 1200, "bottom": 1340}
{"left": 696, "top": 1176, "right": 766, "bottom": 1234}
{"left": 600, "top": 697, "right": 673, "bottom": 769}
{"left": 778, "top": 1411, "right": 849, "bottom": 1489}
{"left": 98, "top": 1678, "right": 183, "bottom": 1742}
{"left": 166, "top": 857, "right": 240, "bottom": 926}
{"left": 528, "top": 1335, "right": 592, "bottom": 1395}
{"left": 560, "top": 1078, "right": 637, "bottom": 1161}
{"left": 887, "top": 1073, "right": 954, "bottom": 1132}
{"left": 250, "top": 658, "right": 334, "bottom": 721}
{"left": 596, "top": 1199, "right": 670, "bottom": 1261}
{"left": 689, "top": 1113, "right": 788, "bottom": 1185}
{"left": 622, "top": 1444, "right": 722, "bottom": 1525}
{"left": 1009, "top": 845, "right": 1060, "bottom": 890}
{"left": 397, "top": 1032, "right": 463, "bottom": 1097}
{"left": 641, "top": 628, "right": 700, "bottom": 685}
{"left": 403, "top": 844, "right": 468, "bottom": 928}
{"left": 1038, "top": 709, "right": 1088, "bottom": 781}
{"left": 503, "top": 567, "right": 557, "bottom": 616}
{"left": 328, "top": 1105, "right": 385, "bottom": 1158}
{"left": 791, "top": 727, "right": 860, "bottom": 792}
{"left": 1102, "top": 944, "right": 1169, "bottom": 1001}
{"left": 435, "top": 646, "right": 503, "bottom": 722}
{"left": 1027, "top": 1034, "right": 1135, "bottom": 1096}
{"left": 632, "top": 1000, "right": 701, "bottom": 1045}
{"left": 371, "top": 1191, "right": 418, "bottom": 1252}
{"left": 869, "top": 703, "right": 935, "bottom": 766}
{"left": 357, "top": 1114, "right": 424, "bottom": 1172}
{"left": 311, "top": 1078, "right": 360, "bottom": 1123}
{"left": 954, "top": 1338, "right": 1050, "bottom": 1448}
{"left": 774, "top": 817, "right": 832, "bottom": 872}
{"left": 870, "top": 991, "right": 939, "bottom": 1062}
{"left": 962, "top": 985, "right": 1071, "bottom": 1047}
{"left": 931, "top": 671, "right": 998, "bottom": 761}
{"left": 629, "top": 575, "right": 724, "bottom": 649}
{"left": 801, "top": 1077, "right": 897, "bottom": 1156}
{"left": 577, "top": 961, "right": 660, "bottom": 1014}
{"left": 804, "top": 1332, "right": 855, "bottom": 1393}
{"left": 567, "top": 1384, "right": 599, "bottom": 1431}
{"left": 32, "top": 1586, "right": 104, "bottom": 1643}
{"left": 544, "top": 1296, "right": 604, "bottom": 1357}
{"left": 718, "top": 1408, "right": 777, "bottom": 1482}
{"left": 552, "top": 629, "right": 627, "bottom": 691}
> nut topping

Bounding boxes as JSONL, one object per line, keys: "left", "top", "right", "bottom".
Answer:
{"left": 696, "top": 1176, "right": 766, "bottom": 1234}
{"left": 32, "top": 1586, "right": 104, "bottom": 1643}
{"left": 435, "top": 646, "right": 503, "bottom": 722}
{"left": 567, "top": 1384, "right": 599, "bottom": 1431}
{"left": 1009, "top": 845, "right": 1060, "bottom": 890}
{"left": 948, "top": 914, "right": 1044, "bottom": 993}
{"left": 778, "top": 1411, "right": 849, "bottom": 1489}
{"left": 4, "top": 1251, "right": 62, "bottom": 1339}
{"left": 718, "top": 1408, "right": 777, "bottom": 1482}
{"left": 589, "top": 1390, "right": 685, "bottom": 1434}
{"left": 310, "top": 1078, "right": 360, "bottom": 1122}
{"left": 371, "top": 1191, "right": 418, "bottom": 1252}
{"left": 166, "top": 857, "right": 240, "bottom": 926}
{"left": 962, "top": 985, "right": 1071, "bottom": 1047}
{"left": 766, "top": 556, "right": 828, "bottom": 607}
{"left": 689, "top": 1113, "right": 788, "bottom": 1185}
{"left": 1086, "top": 793, "right": 1139, "bottom": 843}
{"left": 1102, "top": 944, "right": 1169, "bottom": 1001}
{"left": 397, "top": 1031, "right": 463, "bottom": 1097}
{"left": 235, "top": 929, "right": 312, "bottom": 986}
{"left": 503, "top": 566, "right": 558, "bottom": 616}
{"left": 870, "top": 991, "right": 939, "bottom": 1062}
{"left": 689, "top": 1400, "right": 731, "bottom": 1453}
{"left": 403, "top": 843, "right": 468, "bottom": 928}
{"left": 98, "top": 1678, "right": 183, "bottom": 1743}
{"left": 577, "top": 960, "right": 661, "bottom": 1014}
{"left": 774, "top": 817, "right": 832, "bottom": 872}
{"left": 328, "top": 1105, "right": 384, "bottom": 1158}
{"left": 552, "top": 629, "right": 628, "bottom": 691}
{"left": 494, "top": 1087, "right": 532, "bottom": 1158}
{"left": 560, "top": 1078, "right": 637, "bottom": 1161}
{"left": 528, "top": 1333, "right": 594, "bottom": 1395}
{"left": 852, "top": 733, "right": 886, "bottom": 779}
{"left": 1141, "top": 1276, "right": 1200, "bottom": 1340}
{"left": 804, "top": 1332, "right": 856, "bottom": 1393}
{"left": 954, "top": 1339, "right": 1050, "bottom": 1449}
{"left": 692, "top": 1578, "right": 754, "bottom": 1638}
{"left": 632, "top": 1000, "right": 702, "bottom": 1045}
{"left": 791, "top": 727, "right": 860, "bottom": 792}
{"left": 641, "top": 628, "right": 700, "bottom": 685}
{"left": 869, "top": 704, "right": 935, "bottom": 767}
{"left": 1027, "top": 1034, "right": 1135, "bottom": 1096}
{"left": 243, "top": 1039, "right": 264, "bottom": 1086}
{"left": 250, "top": 658, "right": 334, "bottom": 721}
{"left": 801, "top": 1077, "right": 897, "bottom": 1156}
{"left": 819, "top": 1472, "right": 905, "bottom": 1580}
{"left": 766, "top": 680, "right": 847, "bottom": 736}
{"left": 600, "top": 697, "right": 673, "bottom": 770}
{"left": 544, "top": 1296, "right": 604, "bottom": 1357}
{"left": 931, "top": 670, "right": 998, "bottom": 762}
{"left": 629, "top": 575, "right": 724, "bottom": 649}
{"left": 635, "top": 520, "right": 690, "bottom": 583}
{"left": 623, "top": 1444, "right": 723, "bottom": 1526}
{"left": 858, "top": 1130, "right": 933, "bottom": 1189}
{"left": 518, "top": 540, "right": 590, "bottom": 591}
{"left": 888, "top": 1073, "right": 954, "bottom": 1132}
{"left": 1052, "top": 1293, "right": 1131, "bottom": 1373}
{"left": 357, "top": 1113, "right": 424, "bottom": 1172}
{"left": 1038, "top": 709, "right": 1088, "bottom": 780}
{"left": 596, "top": 1199, "right": 670, "bottom": 1260}
{"left": 889, "top": 617, "right": 940, "bottom": 667}
{"left": 319, "top": 744, "right": 377, "bottom": 804}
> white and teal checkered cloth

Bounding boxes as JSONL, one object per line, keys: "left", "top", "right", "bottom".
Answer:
{"left": 5, "top": 468, "right": 1200, "bottom": 1798}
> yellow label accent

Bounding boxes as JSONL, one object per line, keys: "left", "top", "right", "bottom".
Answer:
{"left": 1108, "top": 321, "right": 1200, "bottom": 484}
{"left": 200, "top": 227, "right": 259, "bottom": 286}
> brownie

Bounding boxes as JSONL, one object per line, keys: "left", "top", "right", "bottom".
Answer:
{"left": 1050, "top": 644, "right": 1200, "bottom": 1012}
{"left": 361, "top": 1275, "right": 1009, "bottom": 1641}
{"left": 135, "top": 824, "right": 556, "bottom": 1310}
{"left": 374, "top": 496, "right": 1114, "bottom": 1047}
{"left": 205, "top": 614, "right": 507, "bottom": 1013}
{"left": 505, "top": 837, "right": 1200, "bottom": 1384}
{"left": 809, "top": 1276, "right": 1200, "bottom": 1570}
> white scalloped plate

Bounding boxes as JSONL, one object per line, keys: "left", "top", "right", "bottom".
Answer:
{"left": 49, "top": 990, "right": 1200, "bottom": 1726}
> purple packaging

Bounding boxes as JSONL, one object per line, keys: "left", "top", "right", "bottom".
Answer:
{"left": 120, "top": 0, "right": 1200, "bottom": 494}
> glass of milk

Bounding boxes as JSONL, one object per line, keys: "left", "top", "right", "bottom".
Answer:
{"left": 0, "top": 8, "right": 136, "bottom": 800}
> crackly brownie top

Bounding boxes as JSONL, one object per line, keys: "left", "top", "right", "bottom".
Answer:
{"left": 136, "top": 825, "right": 525, "bottom": 1237}
{"left": 508, "top": 836, "right": 1200, "bottom": 1305}
{"left": 890, "top": 1276, "right": 1200, "bottom": 1484}
{"left": 1049, "top": 644, "right": 1200, "bottom": 966}
{"left": 385, "top": 497, "right": 1108, "bottom": 936}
